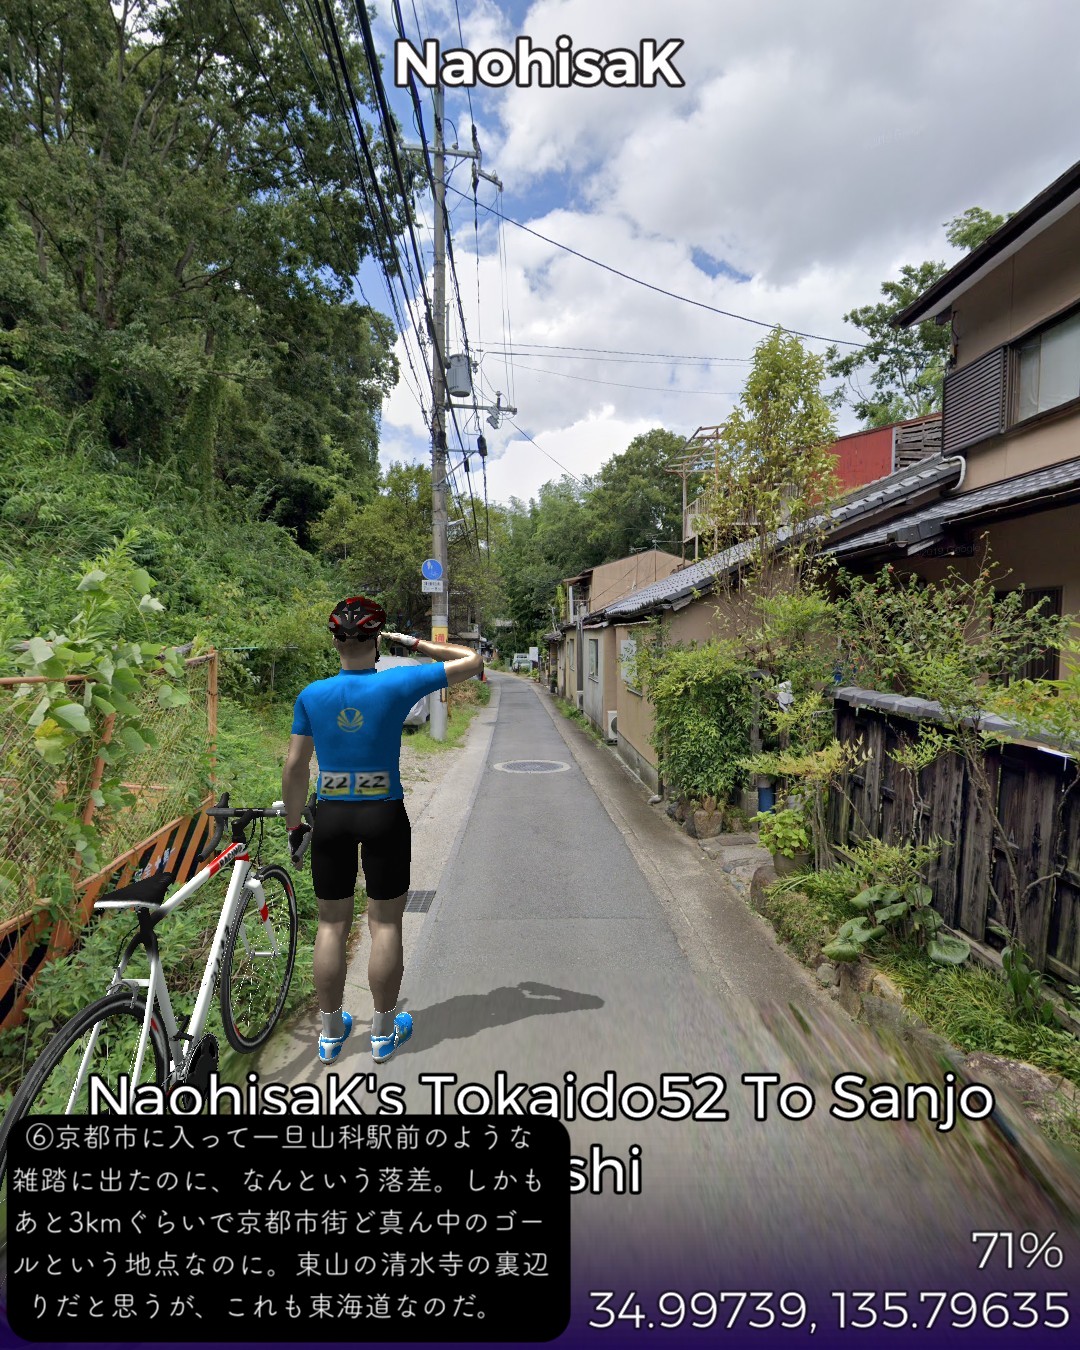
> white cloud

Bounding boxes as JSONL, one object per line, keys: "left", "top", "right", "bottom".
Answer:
{"left": 376, "top": 0, "right": 1080, "bottom": 506}
{"left": 482, "top": 407, "right": 663, "bottom": 503}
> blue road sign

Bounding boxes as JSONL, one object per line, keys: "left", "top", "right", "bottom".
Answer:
{"left": 421, "top": 559, "right": 443, "bottom": 580}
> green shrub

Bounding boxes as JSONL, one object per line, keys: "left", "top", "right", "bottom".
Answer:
{"left": 752, "top": 806, "right": 810, "bottom": 858}
{"left": 763, "top": 869, "right": 855, "bottom": 964}
{"left": 636, "top": 636, "right": 754, "bottom": 803}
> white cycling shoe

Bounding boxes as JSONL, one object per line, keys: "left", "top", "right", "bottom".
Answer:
{"left": 371, "top": 1011, "right": 413, "bottom": 1063}
{"left": 318, "top": 1011, "right": 353, "bottom": 1064}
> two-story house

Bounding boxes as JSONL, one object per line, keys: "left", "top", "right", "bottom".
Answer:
{"left": 831, "top": 157, "right": 1080, "bottom": 675}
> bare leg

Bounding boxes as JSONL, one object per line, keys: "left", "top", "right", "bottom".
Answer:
{"left": 313, "top": 895, "right": 355, "bottom": 1015}
{"left": 367, "top": 893, "right": 408, "bottom": 1021}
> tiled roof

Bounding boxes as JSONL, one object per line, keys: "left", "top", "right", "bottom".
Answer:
{"left": 829, "top": 454, "right": 1080, "bottom": 558}
{"left": 596, "top": 454, "right": 962, "bottom": 621}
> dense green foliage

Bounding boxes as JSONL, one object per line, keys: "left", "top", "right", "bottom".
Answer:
{"left": 635, "top": 636, "right": 755, "bottom": 803}
{"left": 0, "top": 534, "right": 199, "bottom": 919}
{"left": 878, "top": 952, "right": 1080, "bottom": 1089}
{"left": 495, "top": 428, "right": 687, "bottom": 650}
{"left": 693, "top": 328, "right": 838, "bottom": 567}
{"left": 837, "top": 561, "right": 1068, "bottom": 714}
{"left": 0, "top": 697, "right": 320, "bottom": 1109}
{"left": 0, "top": 371, "right": 344, "bottom": 696}
{"left": 313, "top": 461, "right": 503, "bottom": 638}
{"left": 1, "top": 0, "right": 399, "bottom": 542}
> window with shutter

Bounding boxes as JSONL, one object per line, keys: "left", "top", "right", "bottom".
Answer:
{"left": 942, "top": 347, "right": 1007, "bottom": 454}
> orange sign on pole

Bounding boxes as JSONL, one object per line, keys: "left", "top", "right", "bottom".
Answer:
{"left": 432, "top": 626, "right": 448, "bottom": 643}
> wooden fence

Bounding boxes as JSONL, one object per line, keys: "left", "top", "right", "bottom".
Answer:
{"left": 829, "top": 687, "right": 1079, "bottom": 982}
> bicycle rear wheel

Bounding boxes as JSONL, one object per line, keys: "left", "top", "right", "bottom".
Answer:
{"left": 220, "top": 863, "right": 298, "bottom": 1052}
{"left": 0, "top": 990, "right": 167, "bottom": 1190}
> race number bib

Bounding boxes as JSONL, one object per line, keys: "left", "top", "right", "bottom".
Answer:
{"left": 319, "top": 771, "right": 390, "bottom": 797}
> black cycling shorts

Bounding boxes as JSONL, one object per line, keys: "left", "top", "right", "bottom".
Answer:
{"left": 310, "top": 798, "right": 411, "bottom": 902}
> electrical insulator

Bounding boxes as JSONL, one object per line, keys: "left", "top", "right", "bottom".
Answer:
{"left": 477, "top": 435, "right": 488, "bottom": 457}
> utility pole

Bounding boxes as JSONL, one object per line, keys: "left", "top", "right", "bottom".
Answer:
{"left": 429, "top": 82, "right": 450, "bottom": 742}
{"left": 406, "top": 84, "right": 514, "bottom": 741}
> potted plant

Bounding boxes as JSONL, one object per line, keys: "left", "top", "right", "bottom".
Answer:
{"left": 752, "top": 805, "right": 811, "bottom": 875}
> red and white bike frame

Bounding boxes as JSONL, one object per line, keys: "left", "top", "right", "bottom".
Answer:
{"left": 89, "top": 842, "right": 279, "bottom": 1090}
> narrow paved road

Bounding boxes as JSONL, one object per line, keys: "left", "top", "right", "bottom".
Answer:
{"left": 260, "top": 672, "right": 1080, "bottom": 1345}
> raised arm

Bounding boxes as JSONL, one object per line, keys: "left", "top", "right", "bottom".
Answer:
{"left": 383, "top": 633, "right": 483, "bottom": 687}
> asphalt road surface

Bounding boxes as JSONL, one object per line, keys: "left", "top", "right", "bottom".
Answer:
{"left": 253, "top": 671, "right": 1080, "bottom": 1348}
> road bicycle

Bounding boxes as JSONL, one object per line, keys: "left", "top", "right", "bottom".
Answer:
{"left": 0, "top": 792, "right": 303, "bottom": 1159}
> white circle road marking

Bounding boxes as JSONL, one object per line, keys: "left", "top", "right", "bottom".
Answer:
{"left": 491, "top": 759, "right": 571, "bottom": 773}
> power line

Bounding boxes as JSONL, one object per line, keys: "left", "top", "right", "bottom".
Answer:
{"left": 261, "top": 0, "right": 431, "bottom": 419}
{"left": 452, "top": 0, "right": 476, "bottom": 132}
{"left": 389, "top": 0, "right": 476, "bottom": 406}
{"left": 505, "top": 419, "right": 583, "bottom": 486}
{"left": 227, "top": 0, "right": 434, "bottom": 430}
{"left": 509, "top": 362, "right": 744, "bottom": 397}
{"left": 496, "top": 185, "right": 517, "bottom": 404}
{"left": 478, "top": 348, "right": 750, "bottom": 369}
{"left": 304, "top": 0, "right": 435, "bottom": 414}
{"left": 350, "top": 0, "right": 448, "bottom": 379}
{"left": 447, "top": 183, "right": 867, "bottom": 349}
{"left": 479, "top": 341, "right": 752, "bottom": 363}
{"left": 314, "top": 0, "right": 424, "bottom": 309}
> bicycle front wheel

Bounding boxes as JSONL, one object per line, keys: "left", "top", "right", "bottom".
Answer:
{"left": 0, "top": 990, "right": 167, "bottom": 1182}
{"left": 220, "top": 863, "right": 298, "bottom": 1052}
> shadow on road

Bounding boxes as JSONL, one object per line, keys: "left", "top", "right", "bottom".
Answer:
{"left": 400, "top": 981, "right": 605, "bottom": 1052}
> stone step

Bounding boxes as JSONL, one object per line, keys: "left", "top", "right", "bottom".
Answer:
{"left": 698, "top": 840, "right": 770, "bottom": 866}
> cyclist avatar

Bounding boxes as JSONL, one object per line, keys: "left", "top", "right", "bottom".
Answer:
{"left": 281, "top": 596, "right": 483, "bottom": 1065}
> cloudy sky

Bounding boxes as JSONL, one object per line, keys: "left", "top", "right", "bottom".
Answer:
{"left": 365, "top": 0, "right": 1080, "bottom": 510}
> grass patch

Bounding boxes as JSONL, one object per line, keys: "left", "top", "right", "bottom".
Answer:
{"left": 556, "top": 697, "right": 604, "bottom": 744}
{"left": 407, "top": 679, "right": 490, "bottom": 753}
{"left": 762, "top": 873, "right": 1080, "bottom": 1153}
{"left": 877, "top": 950, "right": 1080, "bottom": 1153}
{"left": 0, "top": 671, "right": 497, "bottom": 1107}
{"left": 762, "top": 868, "right": 859, "bottom": 965}
{"left": 876, "top": 951, "right": 1080, "bottom": 1088}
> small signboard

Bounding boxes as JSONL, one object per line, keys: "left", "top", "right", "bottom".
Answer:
{"left": 421, "top": 559, "right": 444, "bottom": 580}
{"left": 432, "top": 626, "right": 448, "bottom": 643}
{"left": 421, "top": 578, "right": 444, "bottom": 593}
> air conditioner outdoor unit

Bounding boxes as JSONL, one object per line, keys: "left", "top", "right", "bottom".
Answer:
{"left": 575, "top": 691, "right": 584, "bottom": 711}
{"left": 605, "top": 710, "right": 617, "bottom": 742}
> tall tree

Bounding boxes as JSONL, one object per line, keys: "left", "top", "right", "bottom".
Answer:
{"left": 311, "top": 462, "right": 507, "bottom": 638}
{"left": 0, "top": 0, "right": 401, "bottom": 536}
{"left": 695, "top": 327, "right": 838, "bottom": 579}
{"left": 312, "top": 463, "right": 432, "bottom": 632}
{"left": 584, "top": 428, "right": 686, "bottom": 560}
{"left": 496, "top": 479, "right": 594, "bottom": 649}
{"left": 826, "top": 207, "right": 1010, "bottom": 427}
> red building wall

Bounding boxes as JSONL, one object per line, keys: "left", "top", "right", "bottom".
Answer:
{"left": 830, "top": 425, "right": 894, "bottom": 491}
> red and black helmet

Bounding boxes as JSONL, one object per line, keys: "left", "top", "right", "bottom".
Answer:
{"left": 328, "top": 596, "right": 386, "bottom": 642}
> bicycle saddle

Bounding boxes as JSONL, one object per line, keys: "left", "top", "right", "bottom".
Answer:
{"left": 95, "top": 872, "right": 176, "bottom": 909}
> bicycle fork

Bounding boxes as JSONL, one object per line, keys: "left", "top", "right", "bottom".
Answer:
{"left": 236, "top": 873, "right": 280, "bottom": 960}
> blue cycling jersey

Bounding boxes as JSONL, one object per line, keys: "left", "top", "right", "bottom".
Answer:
{"left": 292, "top": 663, "right": 449, "bottom": 801}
